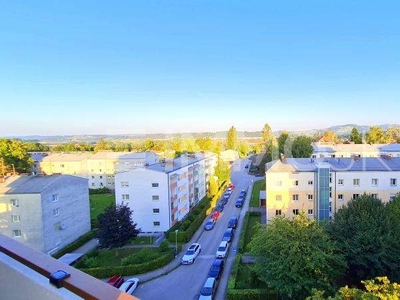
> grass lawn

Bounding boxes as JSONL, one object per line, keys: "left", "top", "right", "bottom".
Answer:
{"left": 243, "top": 214, "right": 261, "bottom": 253}
{"left": 131, "top": 236, "right": 155, "bottom": 245}
{"left": 90, "top": 193, "right": 115, "bottom": 221}
{"left": 235, "top": 263, "right": 269, "bottom": 289}
{"left": 250, "top": 180, "right": 265, "bottom": 207}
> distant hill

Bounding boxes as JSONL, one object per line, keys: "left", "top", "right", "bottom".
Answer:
{"left": 5, "top": 124, "right": 400, "bottom": 144}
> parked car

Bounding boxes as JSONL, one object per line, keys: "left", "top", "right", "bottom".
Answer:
{"left": 235, "top": 197, "right": 244, "bottom": 208}
{"left": 107, "top": 274, "right": 124, "bottom": 288}
{"left": 204, "top": 219, "right": 216, "bottom": 231}
{"left": 119, "top": 278, "right": 139, "bottom": 294}
{"left": 228, "top": 183, "right": 235, "bottom": 189}
{"left": 228, "top": 216, "right": 238, "bottom": 229}
{"left": 216, "top": 241, "right": 229, "bottom": 259}
{"left": 208, "top": 259, "right": 225, "bottom": 279}
{"left": 215, "top": 203, "right": 224, "bottom": 212}
{"left": 220, "top": 197, "right": 228, "bottom": 205}
{"left": 239, "top": 190, "right": 246, "bottom": 197}
{"left": 222, "top": 228, "right": 234, "bottom": 243}
{"left": 181, "top": 243, "right": 202, "bottom": 265}
{"left": 199, "top": 277, "right": 217, "bottom": 300}
{"left": 211, "top": 210, "right": 221, "bottom": 221}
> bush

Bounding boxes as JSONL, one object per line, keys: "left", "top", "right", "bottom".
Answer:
{"left": 89, "top": 187, "right": 110, "bottom": 195}
{"left": 159, "top": 240, "right": 169, "bottom": 252}
{"left": 52, "top": 230, "right": 96, "bottom": 259}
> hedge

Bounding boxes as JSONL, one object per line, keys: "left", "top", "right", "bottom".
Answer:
{"left": 227, "top": 289, "right": 275, "bottom": 300}
{"left": 79, "top": 250, "right": 175, "bottom": 278}
{"left": 52, "top": 230, "right": 96, "bottom": 259}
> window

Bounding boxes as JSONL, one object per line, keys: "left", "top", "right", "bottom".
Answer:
{"left": 52, "top": 194, "right": 58, "bottom": 202}
{"left": 275, "top": 195, "right": 282, "bottom": 201}
{"left": 338, "top": 179, "right": 344, "bottom": 185}
{"left": 11, "top": 214, "right": 20, "bottom": 222}
{"left": 308, "top": 209, "right": 313, "bottom": 215}
{"left": 275, "top": 210, "right": 282, "bottom": 216}
{"left": 53, "top": 208, "right": 60, "bottom": 217}
{"left": 293, "top": 180, "right": 299, "bottom": 186}
{"left": 91, "top": 182, "right": 95, "bottom": 187}
{"left": 307, "top": 194, "right": 313, "bottom": 201}
{"left": 12, "top": 230, "right": 21, "bottom": 238}
{"left": 293, "top": 209, "right": 299, "bottom": 215}
{"left": 152, "top": 183, "right": 159, "bottom": 187}
{"left": 152, "top": 195, "right": 159, "bottom": 201}
{"left": 153, "top": 208, "right": 160, "bottom": 214}
{"left": 276, "top": 180, "right": 282, "bottom": 187}
{"left": 391, "top": 178, "right": 397, "bottom": 187}
{"left": 153, "top": 221, "right": 160, "bottom": 227}
{"left": 353, "top": 194, "right": 360, "bottom": 199}
{"left": 91, "top": 176, "right": 95, "bottom": 179}
{"left": 372, "top": 178, "right": 378, "bottom": 186}
{"left": 292, "top": 194, "right": 299, "bottom": 201}
{"left": 353, "top": 179, "right": 360, "bottom": 186}
{"left": 338, "top": 194, "right": 344, "bottom": 201}
{"left": 10, "top": 199, "right": 19, "bottom": 207}
{"left": 121, "top": 181, "right": 129, "bottom": 187}
{"left": 371, "top": 193, "right": 378, "bottom": 199}
{"left": 308, "top": 180, "right": 313, "bottom": 186}
{"left": 100, "top": 175, "right": 103, "bottom": 179}
{"left": 122, "top": 194, "right": 130, "bottom": 200}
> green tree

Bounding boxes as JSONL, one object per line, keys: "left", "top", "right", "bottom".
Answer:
{"left": 207, "top": 176, "right": 218, "bottom": 198}
{"left": 327, "top": 194, "right": 400, "bottom": 285}
{"left": 94, "top": 138, "right": 113, "bottom": 153}
{"left": 24, "top": 142, "right": 50, "bottom": 152}
{"left": 237, "top": 141, "right": 250, "bottom": 158}
{"left": 214, "top": 157, "right": 230, "bottom": 185}
{"left": 195, "top": 137, "right": 213, "bottom": 151}
{"left": 291, "top": 135, "right": 313, "bottom": 158}
{"left": 321, "top": 131, "right": 339, "bottom": 143}
{"left": 0, "top": 139, "right": 33, "bottom": 173}
{"left": 277, "top": 130, "right": 290, "bottom": 156}
{"left": 226, "top": 126, "right": 238, "bottom": 150}
{"left": 250, "top": 214, "right": 346, "bottom": 299}
{"left": 96, "top": 203, "right": 141, "bottom": 249}
{"left": 349, "top": 127, "right": 363, "bottom": 144}
{"left": 385, "top": 126, "right": 400, "bottom": 143}
{"left": 365, "top": 126, "right": 387, "bottom": 144}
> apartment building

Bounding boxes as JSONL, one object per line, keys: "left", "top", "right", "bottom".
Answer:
{"left": 31, "top": 151, "right": 159, "bottom": 189}
{"left": 265, "top": 156, "right": 400, "bottom": 222}
{"left": 115, "top": 153, "right": 217, "bottom": 232}
{"left": 0, "top": 174, "right": 90, "bottom": 254}
{"left": 312, "top": 143, "right": 400, "bottom": 158}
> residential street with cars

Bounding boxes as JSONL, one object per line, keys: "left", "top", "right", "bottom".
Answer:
{"left": 134, "top": 158, "right": 256, "bottom": 300}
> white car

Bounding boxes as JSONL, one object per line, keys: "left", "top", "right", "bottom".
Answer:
{"left": 181, "top": 243, "right": 202, "bottom": 265}
{"left": 119, "top": 278, "right": 139, "bottom": 294}
{"left": 199, "top": 277, "right": 217, "bottom": 300}
{"left": 216, "top": 241, "right": 229, "bottom": 259}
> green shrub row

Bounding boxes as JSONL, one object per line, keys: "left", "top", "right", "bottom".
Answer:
{"left": 52, "top": 230, "right": 96, "bottom": 259}
{"left": 227, "top": 289, "right": 274, "bottom": 300}
{"left": 89, "top": 187, "right": 110, "bottom": 195}
{"left": 80, "top": 250, "right": 174, "bottom": 278}
{"left": 238, "top": 213, "right": 250, "bottom": 253}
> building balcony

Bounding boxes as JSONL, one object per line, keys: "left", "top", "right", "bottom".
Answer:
{"left": 171, "top": 194, "right": 178, "bottom": 201}
{"left": 0, "top": 233, "right": 138, "bottom": 300}
{"left": 170, "top": 182, "right": 177, "bottom": 189}
{"left": 171, "top": 206, "right": 178, "bottom": 215}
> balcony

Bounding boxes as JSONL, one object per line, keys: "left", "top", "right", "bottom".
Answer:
{"left": 0, "top": 233, "right": 138, "bottom": 300}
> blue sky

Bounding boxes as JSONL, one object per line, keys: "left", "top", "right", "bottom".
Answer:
{"left": 1, "top": 1, "right": 399, "bottom": 136}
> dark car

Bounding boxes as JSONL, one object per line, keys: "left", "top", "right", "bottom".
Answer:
{"left": 239, "top": 190, "right": 246, "bottom": 197}
{"left": 220, "top": 197, "right": 228, "bottom": 205}
{"left": 215, "top": 203, "right": 224, "bottom": 212}
{"left": 222, "top": 228, "right": 234, "bottom": 243}
{"left": 236, "top": 195, "right": 244, "bottom": 208}
{"left": 208, "top": 259, "right": 225, "bottom": 279}
{"left": 228, "top": 216, "right": 238, "bottom": 229}
{"left": 204, "top": 219, "right": 216, "bottom": 231}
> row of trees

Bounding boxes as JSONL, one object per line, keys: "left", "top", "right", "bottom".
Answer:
{"left": 249, "top": 194, "right": 400, "bottom": 299}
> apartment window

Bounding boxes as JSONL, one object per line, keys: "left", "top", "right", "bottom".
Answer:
{"left": 52, "top": 194, "right": 59, "bottom": 202}
{"left": 11, "top": 214, "right": 21, "bottom": 222}
{"left": 10, "top": 199, "right": 19, "bottom": 207}
{"left": 91, "top": 176, "right": 95, "bottom": 179}
{"left": 91, "top": 182, "right": 95, "bottom": 187}
{"left": 293, "top": 209, "right": 299, "bottom": 215}
{"left": 100, "top": 176, "right": 103, "bottom": 179}
{"left": 100, "top": 182, "right": 103, "bottom": 186}
{"left": 371, "top": 193, "right": 378, "bottom": 199}
{"left": 153, "top": 208, "right": 160, "bottom": 214}
{"left": 308, "top": 209, "right": 313, "bottom": 215}
{"left": 153, "top": 221, "right": 160, "bottom": 227}
{"left": 293, "top": 180, "right": 299, "bottom": 186}
{"left": 353, "top": 179, "right": 360, "bottom": 186}
{"left": 275, "top": 210, "right": 282, "bottom": 216}
{"left": 276, "top": 180, "right": 282, "bottom": 187}
{"left": 390, "top": 178, "right": 397, "bottom": 187}
{"left": 121, "top": 181, "right": 129, "bottom": 187}
{"left": 307, "top": 194, "right": 313, "bottom": 201}
{"left": 338, "top": 179, "right": 344, "bottom": 185}
{"left": 12, "top": 230, "right": 22, "bottom": 238}
{"left": 152, "top": 183, "right": 159, "bottom": 187}
{"left": 275, "top": 195, "right": 282, "bottom": 201}
{"left": 122, "top": 194, "right": 130, "bottom": 200}
{"left": 371, "top": 178, "right": 378, "bottom": 186}
{"left": 308, "top": 180, "right": 313, "bottom": 186}
{"left": 292, "top": 194, "right": 299, "bottom": 201}
{"left": 353, "top": 194, "right": 360, "bottom": 199}
{"left": 53, "top": 208, "right": 60, "bottom": 217}
{"left": 152, "top": 195, "right": 160, "bottom": 201}
{"left": 338, "top": 194, "right": 344, "bottom": 201}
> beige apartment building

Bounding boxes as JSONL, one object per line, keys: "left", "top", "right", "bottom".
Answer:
{"left": 265, "top": 156, "right": 400, "bottom": 222}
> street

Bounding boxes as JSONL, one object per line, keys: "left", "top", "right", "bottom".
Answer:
{"left": 134, "top": 158, "right": 254, "bottom": 300}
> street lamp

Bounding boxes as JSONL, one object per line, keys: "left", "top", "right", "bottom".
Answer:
{"left": 175, "top": 229, "right": 178, "bottom": 257}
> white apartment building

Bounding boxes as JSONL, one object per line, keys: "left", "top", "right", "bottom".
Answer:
{"left": 31, "top": 151, "right": 159, "bottom": 190}
{"left": 0, "top": 174, "right": 90, "bottom": 254}
{"left": 312, "top": 143, "right": 400, "bottom": 158}
{"left": 115, "top": 153, "right": 217, "bottom": 232}
{"left": 265, "top": 156, "right": 400, "bottom": 222}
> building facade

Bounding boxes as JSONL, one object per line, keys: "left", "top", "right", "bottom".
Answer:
{"left": 0, "top": 174, "right": 90, "bottom": 254}
{"left": 115, "top": 153, "right": 216, "bottom": 232}
{"left": 312, "top": 143, "right": 400, "bottom": 159}
{"left": 265, "top": 156, "right": 400, "bottom": 222}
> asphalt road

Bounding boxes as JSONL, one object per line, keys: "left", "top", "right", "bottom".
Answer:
{"left": 134, "top": 158, "right": 254, "bottom": 300}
